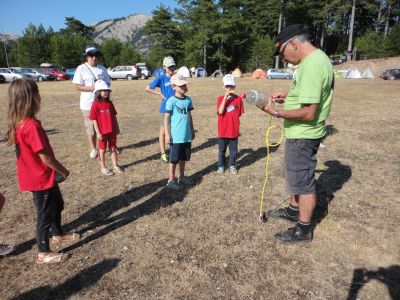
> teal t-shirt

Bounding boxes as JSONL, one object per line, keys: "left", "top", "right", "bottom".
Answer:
{"left": 165, "top": 95, "right": 194, "bottom": 143}
{"left": 284, "top": 49, "right": 334, "bottom": 139}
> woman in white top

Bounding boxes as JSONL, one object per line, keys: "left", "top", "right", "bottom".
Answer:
{"left": 73, "top": 46, "right": 111, "bottom": 159}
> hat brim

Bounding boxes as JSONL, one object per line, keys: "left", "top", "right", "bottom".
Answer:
{"left": 82, "top": 51, "right": 101, "bottom": 57}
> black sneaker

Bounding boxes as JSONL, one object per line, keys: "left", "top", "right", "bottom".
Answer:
{"left": 268, "top": 208, "right": 298, "bottom": 223}
{"left": 0, "top": 244, "right": 15, "bottom": 255}
{"left": 274, "top": 227, "right": 312, "bottom": 244}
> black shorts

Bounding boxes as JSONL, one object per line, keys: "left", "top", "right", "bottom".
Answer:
{"left": 284, "top": 139, "right": 321, "bottom": 195}
{"left": 169, "top": 142, "right": 191, "bottom": 164}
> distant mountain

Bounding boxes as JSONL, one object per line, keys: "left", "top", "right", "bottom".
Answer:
{"left": 92, "top": 13, "right": 152, "bottom": 55}
{"left": 0, "top": 33, "right": 19, "bottom": 44}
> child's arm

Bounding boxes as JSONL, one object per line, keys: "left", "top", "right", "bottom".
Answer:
{"left": 38, "top": 149, "right": 70, "bottom": 181}
{"left": 164, "top": 112, "right": 171, "bottom": 144}
{"left": 189, "top": 111, "right": 195, "bottom": 140}
{"left": 92, "top": 120, "right": 103, "bottom": 140}
{"left": 145, "top": 84, "right": 165, "bottom": 100}
{"left": 114, "top": 118, "right": 120, "bottom": 135}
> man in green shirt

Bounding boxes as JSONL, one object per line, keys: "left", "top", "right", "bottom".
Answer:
{"left": 262, "top": 24, "right": 334, "bottom": 243}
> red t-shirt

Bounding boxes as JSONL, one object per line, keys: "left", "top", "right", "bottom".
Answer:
{"left": 15, "top": 118, "right": 55, "bottom": 191}
{"left": 217, "top": 95, "right": 244, "bottom": 138}
{"left": 89, "top": 100, "right": 117, "bottom": 135}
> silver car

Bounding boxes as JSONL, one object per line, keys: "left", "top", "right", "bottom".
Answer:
{"left": 0, "top": 68, "right": 25, "bottom": 82}
{"left": 20, "top": 68, "right": 50, "bottom": 81}
{"left": 108, "top": 65, "right": 141, "bottom": 80}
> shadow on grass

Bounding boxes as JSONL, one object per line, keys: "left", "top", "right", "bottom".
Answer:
{"left": 121, "top": 138, "right": 218, "bottom": 170}
{"left": 313, "top": 160, "right": 352, "bottom": 224}
{"left": 347, "top": 266, "right": 400, "bottom": 300}
{"left": 45, "top": 128, "right": 59, "bottom": 136}
{"left": 11, "top": 258, "right": 119, "bottom": 300}
{"left": 13, "top": 141, "right": 276, "bottom": 254}
{"left": 61, "top": 145, "right": 272, "bottom": 252}
{"left": 118, "top": 137, "right": 159, "bottom": 153}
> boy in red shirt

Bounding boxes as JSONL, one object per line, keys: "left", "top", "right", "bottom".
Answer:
{"left": 90, "top": 80, "right": 123, "bottom": 176}
{"left": 217, "top": 74, "right": 244, "bottom": 174}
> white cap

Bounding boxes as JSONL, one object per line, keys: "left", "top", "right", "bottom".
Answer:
{"left": 94, "top": 80, "right": 111, "bottom": 92}
{"left": 223, "top": 74, "right": 236, "bottom": 87}
{"left": 163, "top": 56, "right": 176, "bottom": 68}
{"left": 170, "top": 74, "right": 188, "bottom": 86}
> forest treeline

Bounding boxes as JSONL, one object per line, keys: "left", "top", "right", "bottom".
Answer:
{"left": 1, "top": 0, "right": 399, "bottom": 72}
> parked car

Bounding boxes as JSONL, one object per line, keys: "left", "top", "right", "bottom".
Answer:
{"left": 0, "top": 68, "right": 27, "bottom": 82}
{"left": 330, "top": 54, "right": 347, "bottom": 65}
{"left": 136, "top": 63, "right": 150, "bottom": 79}
{"left": 19, "top": 68, "right": 52, "bottom": 82}
{"left": 65, "top": 68, "right": 76, "bottom": 77}
{"left": 40, "top": 67, "right": 70, "bottom": 81}
{"left": 108, "top": 65, "right": 141, "bottom": 80}
{"left": 266, "top": 68, "right": 293, "bottom": 79}
{"left": 0, "top": 74, "right": 5, "bottom": 83}
{"left": 380, "top": 69, "right": 400, "bottom": 80}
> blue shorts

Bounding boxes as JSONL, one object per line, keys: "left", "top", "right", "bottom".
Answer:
{"left": 169, "top": 142, "right": 191, "bottom": 164}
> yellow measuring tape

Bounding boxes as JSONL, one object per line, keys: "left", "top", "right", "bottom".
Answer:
{"left": 259, "top": 112, "right": 284, "bottom": 222}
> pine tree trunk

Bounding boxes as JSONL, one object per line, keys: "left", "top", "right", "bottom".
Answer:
{"left": 384, "top": 4, "right": 391, "bottom": 36}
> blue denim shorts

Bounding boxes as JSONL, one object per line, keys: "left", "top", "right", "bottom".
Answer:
{"left": 284, "top": 139, "right": 321, "bottom": 195}
{"left": 169, "top": 142, "right": 191, "bottom": 164}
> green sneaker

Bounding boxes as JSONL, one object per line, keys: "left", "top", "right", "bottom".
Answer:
{"left": 161, "top": 153, "right": 169, "bottom": 163}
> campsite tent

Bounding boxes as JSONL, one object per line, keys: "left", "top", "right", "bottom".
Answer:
{"left": 233, "top": 68, "right": 243, "bottom": 78}
{"left": 194, "top": 67, "right": 207, "bottom": 77}
{"left": 177, "top": 66, "right": 191, "bottom": 78}
{"left": 362, "top": 68, "right": 374, "bottom": 79}
{"left": 345, "top": 69, "right": 362, "bottom": 79}
{"left": 252, "top": 69, "right": 266, "bottom": 79}
{"left": 152, "top": 67, "right": 165, "bottom": 78}
{"left": 211, "top": 70, "right": 223, "bottom": 78}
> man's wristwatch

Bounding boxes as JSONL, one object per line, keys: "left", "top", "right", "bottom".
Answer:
{"left": 273, "top": 110, "right": 280, "bottom": 118}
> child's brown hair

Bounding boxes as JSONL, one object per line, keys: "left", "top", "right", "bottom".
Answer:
{"left": 5, "top": 79, "right": 41, "bottom": 146}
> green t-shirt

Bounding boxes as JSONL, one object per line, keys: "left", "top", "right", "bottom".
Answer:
{"left": 284, "top": 49, "right": 334, "bottom": 139}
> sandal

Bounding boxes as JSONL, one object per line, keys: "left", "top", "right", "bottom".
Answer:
{"left": 101, "top": 168, "right": 114, "bottom": 176}
{"left": 113, "top": 166, "right": 124, "bottom": 174}
{"left": 51, "top": 233, "right": 81, "bottom": 244}
{"left": 37, "top": 252, "right": 70, "bottom": 264}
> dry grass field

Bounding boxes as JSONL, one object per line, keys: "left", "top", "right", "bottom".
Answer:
{"left": 0, "top": 71, "right": 399, "bottom": 299}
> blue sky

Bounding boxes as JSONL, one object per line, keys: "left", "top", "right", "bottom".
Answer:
{"left": 0, "top": 0, "right": 178, "bottom": 35}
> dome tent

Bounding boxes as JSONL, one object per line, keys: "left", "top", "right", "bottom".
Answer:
{"left": 194, "top": 67, "right": 207, "bottom": 77}
{"left": 345, "top": 69, "right": 362, "bottom": 79}
{"left": 152, "top": 67, "right": 165, "bottom": 78}
{"left": 233, "top": 68, "right": 243, "bottom": 78}
{"left": 252, "top": 69, "right": 266, "bottom": 79}
{"left": 362, "top": 68, "right": 374, "bottom": 79}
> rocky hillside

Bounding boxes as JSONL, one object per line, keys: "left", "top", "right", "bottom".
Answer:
{"left": 92, "top": 13, "right": 152, "bottom": 55}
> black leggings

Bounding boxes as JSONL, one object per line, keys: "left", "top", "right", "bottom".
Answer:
{"left": 32, "top": 185, "right": 64, "bottom": 252}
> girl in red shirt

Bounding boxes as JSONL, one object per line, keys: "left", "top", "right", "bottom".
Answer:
{"left": 5, "top": 79, "right": 80, "bottom": 264}
{"left": 89, "top": 80, "right": 123, "bottom": 176}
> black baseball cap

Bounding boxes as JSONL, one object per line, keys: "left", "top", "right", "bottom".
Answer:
{"left": 274, "top": 24, "right": 308, "bottom": 55}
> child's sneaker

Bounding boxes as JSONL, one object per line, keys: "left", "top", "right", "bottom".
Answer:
{"left": 89, "top": 148, "right": 98, "bottom": 159}
{"left": 161, "top": 153, "right": 169, "bottom": 163}
{"left": 217, "top": 166, "right": 224, "bottom": 174}
{"left": 229, "top": 166, "right": 238, "bottom": 175}
{"left": 0, "top": 244, "right": 15, "bottom": 256}
{"left": 166, "top": 180, "right": 182, "bottom": 191}
{"left": 178, "top": 176, "right": 193, "bottom": 185}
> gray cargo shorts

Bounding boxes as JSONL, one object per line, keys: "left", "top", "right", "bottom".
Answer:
{"left": 283, "top": 138, "right": 321, "bottom": 195}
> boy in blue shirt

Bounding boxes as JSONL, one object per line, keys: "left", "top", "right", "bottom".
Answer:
{"left": 145, "top": 56, "right": 176, "bottom": 163}
{"left": 164, "top": 74, "right": 195, "bottom": 190}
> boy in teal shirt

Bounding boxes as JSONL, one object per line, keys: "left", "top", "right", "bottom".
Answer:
{"left": 164, "top": 74, "right": 195, "bottom": 190}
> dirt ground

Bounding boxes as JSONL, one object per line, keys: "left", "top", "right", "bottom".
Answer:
{"left": 0, "top": 66, "right": 399, "bottom": 299}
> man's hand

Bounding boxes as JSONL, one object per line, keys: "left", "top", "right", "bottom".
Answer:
{"left": 269, "top": 92, "right": 287, "bottom": 104}
{"left": 97, "top": 133, "right": 103, "bottom": 140}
